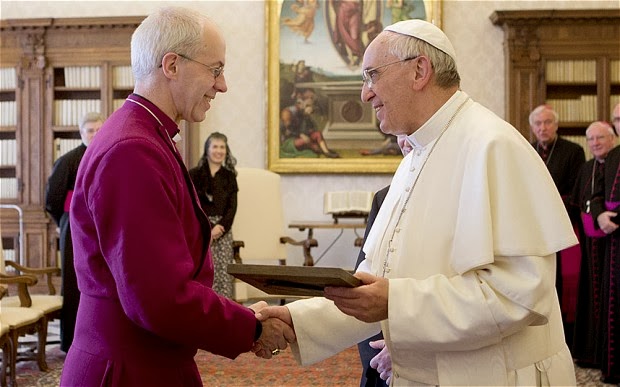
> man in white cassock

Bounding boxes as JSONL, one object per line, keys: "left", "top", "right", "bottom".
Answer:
{"left": 256, "top": 19, "right": 577, "bottom": 386}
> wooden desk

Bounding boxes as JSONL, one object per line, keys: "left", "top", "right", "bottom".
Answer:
{"left": 288, "top": 221, "right": 367, "bottom": 266}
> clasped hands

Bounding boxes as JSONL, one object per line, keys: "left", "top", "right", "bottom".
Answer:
{"left": 598, "top": 211, "right": 619, "bottom": 234}
{"left": 249, "top": 301, "right": 295, "bottom": 359}
{"left": 248, "top": 271, "right": 389, "bottom": 359}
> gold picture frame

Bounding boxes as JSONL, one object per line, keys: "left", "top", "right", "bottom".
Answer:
{"left": 267, "top": 0, "right": 443, "bottom": 174}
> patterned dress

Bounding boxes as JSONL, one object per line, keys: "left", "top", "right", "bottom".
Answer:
{"left": 189, "top": 165, "right": 238, "bottom": 299}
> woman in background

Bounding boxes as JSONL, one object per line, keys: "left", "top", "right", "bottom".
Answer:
{"left": 190, "top": 132, "right": 238, "bottom": 298}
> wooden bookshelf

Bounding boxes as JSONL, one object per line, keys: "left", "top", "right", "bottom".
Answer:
{"left": 0, "top": 17, "right": 199, "bottom": 269}
{"left": 490, "top": 9, "right": 620, "bottom": 140}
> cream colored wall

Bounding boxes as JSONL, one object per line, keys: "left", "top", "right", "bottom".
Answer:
{"left": 2, "top": 0, "right": 618, "bottom": 268}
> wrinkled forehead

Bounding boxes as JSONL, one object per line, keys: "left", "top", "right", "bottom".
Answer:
{"left": 533, "top": 110, "right": 555, "bottom": 121}
{"left": 198, "top": 21, "right": 226, "bottom": 58}
{"left": 363, "top": 33, "right": 392, "bottom": 65}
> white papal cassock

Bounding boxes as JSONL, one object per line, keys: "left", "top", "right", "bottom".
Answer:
{"left": 286, "top": 91, "right": 578, "bottom": 386}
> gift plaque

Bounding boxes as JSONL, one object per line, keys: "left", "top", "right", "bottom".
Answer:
{"left": 227, "top": 264, "right": 361, "bottom": 297}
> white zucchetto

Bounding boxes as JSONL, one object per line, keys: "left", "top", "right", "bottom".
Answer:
{"left": 384, "top": 19, "right": 457, "bottom": 61}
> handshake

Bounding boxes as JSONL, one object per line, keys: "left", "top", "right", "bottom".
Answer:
{"left": 248, "top": 301, "right": 295, "bottom": 359}
{"left": 244, "top": 299, "right": 393, "bottom": 384}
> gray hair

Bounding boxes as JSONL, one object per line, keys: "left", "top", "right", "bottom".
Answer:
{"left": 384, "top": 31, "right": 460, "bottom": 88}
{"left": 528, "top": 105, "right": 559, "bottom": 126}
{"left": 131, "top": 7, "right": 212, "bottom": 81}
{"left": 586, "top": 121, "right": 616, "bottom": 137}
{"left": 79, "top": 112, "right": 105, "bottom": 130}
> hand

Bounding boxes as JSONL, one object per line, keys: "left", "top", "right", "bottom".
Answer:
{"left": 252, "top": 306, "right": 296, "bottom": 359}
{"left": 324, "top": 272, "right": 388, "bottom": 322}
{"left": 597, "top": 211, "right": 619, "bottom": 234}
{"left": 211, "top": 224, "right": 225, "bottom": 239}
{"left": 369, "top": 340, "right": 392, "bottom": 385}
{"left": 255, "top": 305, "right": 293, "bottom": 326}
{"left": 248, "top": 301, "right": 268, "bottom": 314}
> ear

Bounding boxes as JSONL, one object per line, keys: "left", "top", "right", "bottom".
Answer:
{"left": 411, "top": 56, "right": 433, "bottom": 91}
{"left": 160, "top": 52, "right": 180, "bottom": 79}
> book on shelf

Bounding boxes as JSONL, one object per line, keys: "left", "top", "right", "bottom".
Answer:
{"left": 63, "top": 66, "right": 100, "bottom": 88}
{"left": 323, "top": 191, "right": 373, "bottom": 215}
{"left": 0, "top": 101, "right": 16, "bottom": 126}
{"left": 0, "top": 177, "right": 18, "bottom": 199}
{"left": 112, "top": 65, "right": 135, "bottom": 88}
{"left": 612, "top": 60, "right": 620, "bottom": 83}
{"left": 0, "top": 67, "right": 16, "bottom": 90}
{"left": 0, "top": 139, "right": 17, "bottom": 166}
{"left": 545, "top": 60, "right": 596, "bottom": 83}
{"left": 53, "top": 99, "right": 101, "bottom": 126}
{"left": 54, "top": 138, "right": 83, "bottom": 161}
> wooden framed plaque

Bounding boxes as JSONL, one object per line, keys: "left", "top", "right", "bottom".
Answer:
{"left": 227, "top": 264, "right": 361, "bottom": 297}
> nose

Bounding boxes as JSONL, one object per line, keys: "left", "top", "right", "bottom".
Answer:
{"left": 216, "top": 73, "right": 228, "bottom": 93}
{"left": 361, "top": 83, "right": 374, "bottom": 103}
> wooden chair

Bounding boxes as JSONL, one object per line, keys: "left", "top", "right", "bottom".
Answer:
{"left": 0, "top": 284, "right": 10, "bottom": 387}
{"left": 0, "top": 237, "right": 58, "bottom": 382}
{"left": 231, "top": 167, "right": 313, "bottom": 303}
{"left": 0, "top": 273, "right": 47, "bottom": 387}
{"left": 0, "top": 316, "right": 9, "bottom": 387}
{"left": 0, "top": 259, "right": 62, "bottom": 332}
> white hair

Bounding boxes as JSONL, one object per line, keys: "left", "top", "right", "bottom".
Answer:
{"left": 131, "top": 7, "right": 213, "bottom": 81}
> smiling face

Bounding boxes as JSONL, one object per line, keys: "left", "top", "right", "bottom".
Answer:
{"left": 586, "top": 122, "right": 616, "bottom": 161}
{"left": 171, "top": 23, "right": 228, "bottom": 123}
{"left": 207, "top": 138, "right": 227, "bottom": 166}
{"left": 360, "top": 34, "right": 418, "bottom": 136}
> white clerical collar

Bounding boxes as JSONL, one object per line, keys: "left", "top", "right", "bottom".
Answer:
{"left": 406, "top": 90, "right": 469, "bottom": 149}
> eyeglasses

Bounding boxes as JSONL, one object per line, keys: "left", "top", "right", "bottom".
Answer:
{"left": 177, "top": 53, "right": 224, "bottom": 79}
{"left": 362, "top": 56, "right": 419, "bottom": 89}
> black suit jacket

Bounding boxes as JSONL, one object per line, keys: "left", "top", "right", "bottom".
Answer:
{"left": 532, "top": 136, "right": 585, "bottom": 222}
{"left": 355, "top": 185, "right": 389, "bottom": 387}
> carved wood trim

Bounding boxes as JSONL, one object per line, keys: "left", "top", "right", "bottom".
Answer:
{"left": 490, "top": 9, "right": 620, "bottom": 137}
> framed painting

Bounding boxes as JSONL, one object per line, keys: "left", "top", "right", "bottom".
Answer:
{"left": 267, "top": 0, "right": 443, "bottom": 174}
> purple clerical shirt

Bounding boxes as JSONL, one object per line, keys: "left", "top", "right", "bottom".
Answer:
{"left": 60, "top": 94, "right": 256, "bottom": 386}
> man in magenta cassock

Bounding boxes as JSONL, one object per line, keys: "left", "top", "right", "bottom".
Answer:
{"left": 60, "top": 7, "right": 294, "bottom": 386}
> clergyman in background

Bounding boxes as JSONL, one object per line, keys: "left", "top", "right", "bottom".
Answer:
{"left": 571, "top": 120, "right": 618, "bottom": 380}
{"left": 45, "top": 111, "right": 104, "bottom": 353}
{"left": 572, "top": 104, "right": 620, "bottom": 383}
{"left": 529, "top": 103, "right": 585, "bottom": 347}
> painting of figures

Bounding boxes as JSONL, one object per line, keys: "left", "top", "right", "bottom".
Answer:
{"left": 268, "top": 0, "right": 442, "bottom": 173}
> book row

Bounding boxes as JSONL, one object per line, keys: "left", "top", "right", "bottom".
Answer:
{"left": 0, "top": 68, "right": 16, "bottom": 90}
{"left": 546, "top": 95, "right": 599, "bottom": 122}
{"left": 54, "top": 138, "right": 83, "bottom": 161}
{"left": 111, "top": 66, "right": 135, "bottom": 88}
{"left": 0, "top": 137, "right": 83, "bottom": 166}
{"left": 53, "top": 99, "right": 101, "bottom": 126}
{"left": 545, "top": 60, "right": 597, "bottom": 83}
{"left": 545, "top": 60, "right": 620, "bottom": 83}
{"left": 1, "top": 249, "right": 16, "bottom": 263}
{"left": 0, "top": 177, "right": 17, "bottom": 199}
{"left": 0, "top": 139, "right": 17, "bottom": 166}
{"left": 62, "top": 66, "right": 101, "bottom": 88}
{"left": 60, "top": 65, "right": 134, "bottom": 89}
{"left": 0, "top": 101, "right": 16, "bottom": 126}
